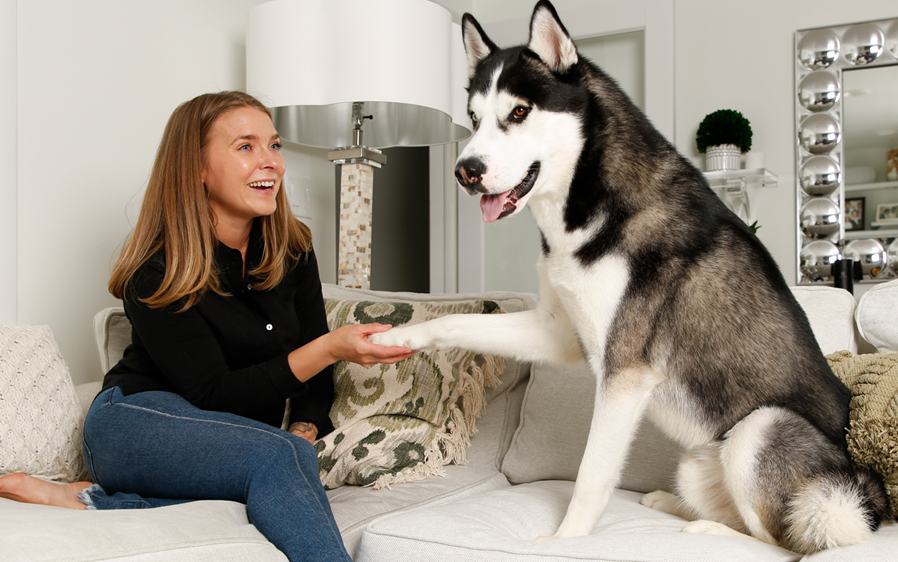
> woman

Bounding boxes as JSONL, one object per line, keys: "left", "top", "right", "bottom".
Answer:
{"left": 0, "top": 91, "right": 415, "bottom": 561}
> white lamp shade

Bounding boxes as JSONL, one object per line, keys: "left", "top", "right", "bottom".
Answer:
{"left": 247, "top": 0, "right": 471, "bottom": 149}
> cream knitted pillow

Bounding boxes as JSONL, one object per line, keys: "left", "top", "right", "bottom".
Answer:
{"left": 0, "top": 325, "right": 86, "bottom": 482}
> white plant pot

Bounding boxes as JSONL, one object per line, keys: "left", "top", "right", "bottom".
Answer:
{"left": 705, "top": 144, "right": 741, "bottom": 172}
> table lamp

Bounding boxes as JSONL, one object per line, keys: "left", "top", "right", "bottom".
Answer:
{"left": 247, "top": 0, "right": 471, "bottom": 288}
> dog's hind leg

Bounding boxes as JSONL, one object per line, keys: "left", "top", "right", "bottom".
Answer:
{"left": 547, "top": 365, "right": 663, "bottom": 539}
{"left": 670, "top": 444, "right": 746, "bottom": 531}
{"left": 717, "top": 406, "right": 882, "bottom": 553}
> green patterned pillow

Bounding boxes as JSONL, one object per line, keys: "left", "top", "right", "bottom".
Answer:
{"left": 314, "top": 299, "right": 505, "bottom": 490}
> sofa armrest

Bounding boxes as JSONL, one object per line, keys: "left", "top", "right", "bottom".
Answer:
{"left": 75, "top": 381, "right": 102, "bottom": 422}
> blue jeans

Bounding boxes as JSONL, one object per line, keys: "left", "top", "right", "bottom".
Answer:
{"left": 82, "top": 387, "right": 351, "bottom": 562}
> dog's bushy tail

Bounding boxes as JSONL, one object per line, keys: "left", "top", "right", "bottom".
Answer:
{"left": 784, "top": 466, "right": 891, "bottom": 553}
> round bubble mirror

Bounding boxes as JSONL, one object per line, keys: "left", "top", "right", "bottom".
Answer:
{"left": 800, "top": 240, "right": 841, "bottom": 280}
{"left": 799, "top": 156, "right": 841, "bottom": 197}
{"left": 798, "top": 29, "right": 840, "bottom": 70}
{"left": 843, "top": 239, "right": 887, "bottom": 277}
{"left": 800, "top": 198, "right": 841, "bottom": 239}
{"left": 795, "top": 18, "right": 898, "bottom": 286}
{"left": 843, "top": 23, "right": 884, "bottom": 65}
{"left": 798, "top": 71, "right": 841, "bottom": 112}
{"left": 798, "top": 113, "right": 841, "bottom": 155}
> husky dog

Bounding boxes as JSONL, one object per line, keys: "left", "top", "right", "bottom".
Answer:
{"left": 371, "top": 0, "right": 891, "bottom": 553}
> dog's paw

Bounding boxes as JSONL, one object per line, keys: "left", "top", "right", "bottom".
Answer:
{"left": 369, "top": 326, "right": 437, "bottom": 351}
{"left": 533, "top": 535, "right": 559, "bottom": 544}
{"left": 369, "top": 330, "right": 408, "bottom": 348}
{"left": 641, "top": 490, "right": 681, "bottom": 513}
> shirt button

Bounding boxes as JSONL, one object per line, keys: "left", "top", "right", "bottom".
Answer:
{"left": 266, "top": 324, "right": 273, "bottom": 331}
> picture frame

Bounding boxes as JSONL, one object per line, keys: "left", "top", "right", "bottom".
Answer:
{"left": 845, "top": 197, "right": 864, "bottom": 231}
{"left": 876, "top": 202, "right": 898, "bottom": 222}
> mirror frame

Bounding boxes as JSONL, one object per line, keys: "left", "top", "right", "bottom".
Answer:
{"left": 794, "top": 17, "right": 898, "bottom": 285}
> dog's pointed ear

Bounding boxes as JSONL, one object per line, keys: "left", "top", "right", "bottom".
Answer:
{"left": 462, "top": 13, "right": 496, "bottom": 79}
{"left": 527, "top": 0, "right": 578, "bottom": 73}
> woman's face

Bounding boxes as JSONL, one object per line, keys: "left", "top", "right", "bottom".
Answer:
{"left": 201, "top": 106, "right": 285, "bottom": 228}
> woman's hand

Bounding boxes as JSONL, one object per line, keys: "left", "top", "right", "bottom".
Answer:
{"left": 289, "top": 421, "right": 318, "bottom": 444}
{"left": 326, "top": 323, "right": 418, "bottom": 367}
{"left": 288, "top": 323, "right": 417, "bottom": 382}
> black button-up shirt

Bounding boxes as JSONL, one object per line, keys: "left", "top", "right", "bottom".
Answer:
{"left": 102, "top": 224, "right": 335, "bottom": 435}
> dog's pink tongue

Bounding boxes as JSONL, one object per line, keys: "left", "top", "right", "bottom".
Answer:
{"left": 480, "top": 193, "right": 507, "bottom": 223}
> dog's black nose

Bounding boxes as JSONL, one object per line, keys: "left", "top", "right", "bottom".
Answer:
{"left": 455, "top": 158, "right": 486, "bottom": 192}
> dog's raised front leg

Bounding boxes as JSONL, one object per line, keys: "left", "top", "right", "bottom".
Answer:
{"left": 370, "top": 308, "right": 583, "bottom": 365}
{"left": 545, "top": 365, "right": 662, "bottom": 540}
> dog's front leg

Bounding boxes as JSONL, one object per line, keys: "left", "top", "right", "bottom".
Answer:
{"left": 546, "top": 365, "right": 662, "bottom": 539}
{"left": 370, "top": 308, "right": 583, "bottom": 365}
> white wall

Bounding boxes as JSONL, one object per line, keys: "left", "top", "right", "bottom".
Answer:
{"left": 1, "top": 0, "right": 16, "bottom": 325}
{"left": 16, "top": 0, "right": 335, "bottom": 385}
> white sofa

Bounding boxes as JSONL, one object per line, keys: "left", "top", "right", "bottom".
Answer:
{"left": 2, "top": 281, "right": 898, "bottom": 562}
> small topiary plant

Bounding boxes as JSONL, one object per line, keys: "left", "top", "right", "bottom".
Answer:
{"left": 696, "top": 109, "right": 753, "bottom": 154}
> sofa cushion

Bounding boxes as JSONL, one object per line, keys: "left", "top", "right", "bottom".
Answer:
{"left": 0, "top": 325, "right": 86, "bottom": 482}
{"left": 801, "top": 523, "right": 898, "bottom": 561}
{"left": 0, "top": 497, "right": 287, "bottom": 562}
{"left": 327, "top": 464, "right": 509, "bottom": 557}
{"left": 355, "top": 481, "right": 799, "bottom": 562}
{"left": 856, "top": 279, "right": 898, "bottom": 354}
{"left": 790, "top": 285, "right": 858, "bottom": 355}
{"left": 316, "top": 297, "right": 505, "bottom": 490}
{"left": 501, "top": 362, "right": 682, "bottom": 493}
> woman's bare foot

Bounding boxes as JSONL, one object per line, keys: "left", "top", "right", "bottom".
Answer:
{"left": 0, "top": 473, "right": 91, "bottom": 509}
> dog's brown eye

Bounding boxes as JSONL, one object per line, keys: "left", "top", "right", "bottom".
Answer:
{"left": 511, "top": 105, "right": 530, "bottom": 122}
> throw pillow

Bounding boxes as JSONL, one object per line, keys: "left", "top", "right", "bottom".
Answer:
{"left": 501, "top": 361, "right": 682, "bottom": 493}
{"left": 0, "top": 325, "right": 87, "bottom": 482}
{"left": 827, "top": 350, "right": 898, "bottom": 517}
{"left": 314, "top": 299, "right": 505, "bottom": 490}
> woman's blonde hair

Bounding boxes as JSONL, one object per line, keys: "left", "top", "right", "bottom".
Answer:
{"left": 109, "top": 91, "right": 311, "bottom": 311}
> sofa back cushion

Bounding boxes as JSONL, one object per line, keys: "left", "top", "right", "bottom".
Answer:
{"left": 501, "top": 361, "right": 682, "bottom": 493}
{"left": 790, "top": 285, "right": 858, "bottom": 355}
{"left": 500, "top": 284, "right": 860, "bottom": 492}
{"left": 856, "top": 279, "right": 898, "bottom": 354}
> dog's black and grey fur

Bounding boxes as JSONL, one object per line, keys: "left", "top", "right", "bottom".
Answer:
{"left": 372, "top": 1, "right": 892, "bottom": 552}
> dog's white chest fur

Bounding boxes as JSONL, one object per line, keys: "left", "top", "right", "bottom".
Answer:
{"left": 540, "top": 250, "right": 629, "bottom": 364}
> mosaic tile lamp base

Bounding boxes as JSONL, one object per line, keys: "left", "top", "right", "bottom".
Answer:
{"left": 337, "top": 162, "right": 374, "bottom": 289}
{"left": 329, "top": 104, "right": 387, "bottom": 290}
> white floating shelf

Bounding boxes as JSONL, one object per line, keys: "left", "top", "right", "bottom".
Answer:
{"left": 845, "top": 180, "right": 898, "bottom": 192}
{"left": 844, "top": 228, "right": 898, "bottom": 240}
{"left": 704, "top": 168, "right": 779, "bottom": 193}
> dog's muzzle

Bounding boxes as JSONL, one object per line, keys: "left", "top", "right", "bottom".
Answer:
{"left": 455, "top": 158, "right": 487, "bottom": 194}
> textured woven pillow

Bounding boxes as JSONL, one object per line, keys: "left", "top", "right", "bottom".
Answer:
{"left": 0, "top": 325, "right": 86, "bottom": 482}
{"left": 314, "top": 299, "right": 504, "bottom": 490}
{"left": 827, "top": 351, "right": 898, "bottom": 517}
